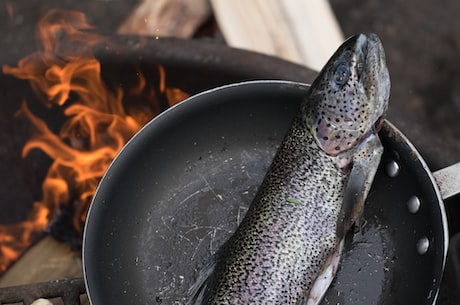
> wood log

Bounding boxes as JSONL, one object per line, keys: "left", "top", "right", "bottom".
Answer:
{"left": 0, "top": 236, "right": 82, "bottom": 287}
{"left": 210, "top": 0, "right": 344, "bottom": 71}
{"left": 117, "top": 0, "right": 212, "bottom": 38}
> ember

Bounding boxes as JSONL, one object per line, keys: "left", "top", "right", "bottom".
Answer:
{"left": 0, "top": 9, "right": 188, "bottom": 274}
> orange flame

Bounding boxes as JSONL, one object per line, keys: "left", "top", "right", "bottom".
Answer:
{"left": 0, "top": 9, "right": 188, "bottom": 273}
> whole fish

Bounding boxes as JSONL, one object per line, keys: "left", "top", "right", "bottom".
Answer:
{"left": 189, "top": 33, "right": 390, "bottom": 305}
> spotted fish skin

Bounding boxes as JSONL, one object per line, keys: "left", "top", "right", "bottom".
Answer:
{"left": 194, "top": 33, "right": 390, "bottom": 305}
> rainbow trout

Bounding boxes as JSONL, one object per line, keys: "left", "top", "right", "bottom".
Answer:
{"left": 189, "top": 33, "right": 390, "bottom": 305}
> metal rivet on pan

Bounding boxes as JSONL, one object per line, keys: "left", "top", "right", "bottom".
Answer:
{"left": 417, "top": 236, "right": 430, "bottom": 255}
{"left": 386, "top": 160, "right": 400, "bottom": 178}
{"left": 407, "top": 196, "right": 421, "bottom": 214}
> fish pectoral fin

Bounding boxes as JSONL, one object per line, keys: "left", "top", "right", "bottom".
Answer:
{"left": 338, "top": 163, "right": 367, "bottom": 238}
{"left": 186, "top": 256, "right": 217, "bottom": 305}
{"left": 337, "top": 133, "right": 383, "bottom": 238}
{"left": 299, "top": 240, "right": 344, "bottom": 305}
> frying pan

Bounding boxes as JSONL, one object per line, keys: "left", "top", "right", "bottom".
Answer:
{"left": 83, "top": 80, "right": 455, "bottom": 305}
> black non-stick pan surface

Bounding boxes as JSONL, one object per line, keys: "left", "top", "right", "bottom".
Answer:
{"left": 83, "top": 81, "right": 448, "bottom": 305}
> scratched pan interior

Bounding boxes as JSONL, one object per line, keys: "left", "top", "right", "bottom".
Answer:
{"left": 83, "top": 80, "right": 447, "bottom": 305}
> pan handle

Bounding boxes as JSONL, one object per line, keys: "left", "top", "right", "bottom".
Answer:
{"left": 433, "top": 162, "right": 460, "bottom": 200}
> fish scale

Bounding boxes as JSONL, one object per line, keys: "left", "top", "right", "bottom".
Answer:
{"left": 200, "top": 117, "right": 346, "bottom": 304}
{"left": 190, "top": 33, "right": 390, "bottom": 305}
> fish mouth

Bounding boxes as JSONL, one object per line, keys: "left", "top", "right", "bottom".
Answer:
{"left": 359, "top": 33, "right": 389, "bottom": 134}
{"left": 354, "top": 33, "right": 385, "bottom": 81}
{"left": 350, "top": 34, "right": 368, "bottom": 81}
{"left": 348, "top": 34, "right": 387, "bottom": 134}
{"left": 356, "top": 34, "right": 369, "bottom": 55}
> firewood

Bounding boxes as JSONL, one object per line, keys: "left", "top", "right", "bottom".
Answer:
{"left": 117, "top": 0, "right": 212, "bottom": 38}
{"left": 210, "top": 0, "right": 344, "bottom": 71}
{"left": 0, "top": 236, "right": 82, "bottom": 287}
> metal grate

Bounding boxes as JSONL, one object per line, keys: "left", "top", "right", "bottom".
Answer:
{"left": 0, "top": 278, "right": 85, "bottom": 305}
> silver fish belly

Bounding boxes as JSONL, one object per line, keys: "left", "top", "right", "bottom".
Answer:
{"left": 190, "top": 33, "right": 390, "bottom": 305}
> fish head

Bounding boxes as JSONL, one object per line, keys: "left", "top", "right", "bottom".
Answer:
{"left": 304, "top": 33, "right": 390, "bottom": 160}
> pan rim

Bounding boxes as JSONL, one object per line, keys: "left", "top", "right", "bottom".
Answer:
{"left": 382, "top": 120, "right": 449, "bottom": 304}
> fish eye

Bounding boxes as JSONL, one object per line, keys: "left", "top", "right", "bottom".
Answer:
{"left": 334, "top": 64, "right": 350, "bottom": 86}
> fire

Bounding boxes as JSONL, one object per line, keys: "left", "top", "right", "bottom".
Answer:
{"left": 0, "top": 9, "right": 188, "bottom": 273}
